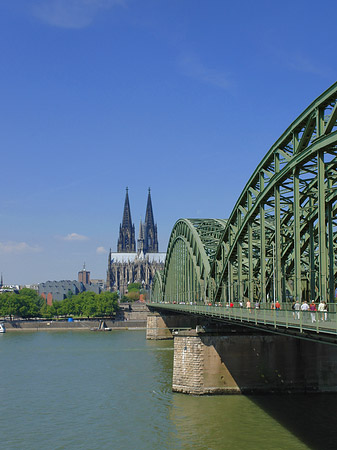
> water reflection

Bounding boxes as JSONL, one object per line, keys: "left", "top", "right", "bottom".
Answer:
{"left": 146, "top": 335, "right": 337, "bottom": 450}
{"left": 170, "top": 394, "right": 308, "bottom": 450}
{"left": 3, "top": 331, "right": 337, "bottom": 450}
{"left": 252, "top": 394, "right": 337, "bottom": 450}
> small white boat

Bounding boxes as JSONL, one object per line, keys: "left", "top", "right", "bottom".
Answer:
{"left": 0, "top": 323, "right": 6, "bottom": 333}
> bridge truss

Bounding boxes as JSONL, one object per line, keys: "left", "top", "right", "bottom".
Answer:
{"left": 152, "top": 82, "right": 337, "bottom": 305}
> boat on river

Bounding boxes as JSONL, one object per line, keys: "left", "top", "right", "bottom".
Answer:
{"left": 0, "top": 323, "right": 6, "bottom": 333}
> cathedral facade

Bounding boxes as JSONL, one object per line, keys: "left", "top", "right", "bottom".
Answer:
{"left": 106, "top": 188, "right": 166, "bottom": 296}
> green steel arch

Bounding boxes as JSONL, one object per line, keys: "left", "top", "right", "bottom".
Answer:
{"left": 155, "top": 82, "right": 337, "bottom": 305}
{"left": 160, "top": 219, "right": 226, "bottom": 303}
{"left": 151, "top": 270, "right": 164, "bottom": 302}
{"left": 209, "top": 81, "right": 337, "bottom": 304}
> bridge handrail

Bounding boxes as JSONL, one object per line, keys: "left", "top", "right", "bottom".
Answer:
{"left": 147, "top": 301, "right": 337, "bottom": 337}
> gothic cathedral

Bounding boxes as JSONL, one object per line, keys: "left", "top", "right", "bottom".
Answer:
{"left": 106, "top": 188, "right": 165, "bottom": 296}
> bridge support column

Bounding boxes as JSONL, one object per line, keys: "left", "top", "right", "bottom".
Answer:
{"left": 146, "top": 313, "right": 174, "bottom": 340}
{"left": 146, "top": 312, "right": 205, "bottom": 340}
{"left": 172, "top": 331, "right": 337, "bottom": 394}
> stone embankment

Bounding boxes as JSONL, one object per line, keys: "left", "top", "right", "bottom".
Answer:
{"left": 4, "top": 302, "right": 149, "bottom": 331}
{"left": 4, "top": 319, "right": 146, "bottom": 331}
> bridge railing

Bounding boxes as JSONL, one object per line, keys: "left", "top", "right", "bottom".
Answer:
{"left": 147, "top": 301, "right": 337, "bottom": 336}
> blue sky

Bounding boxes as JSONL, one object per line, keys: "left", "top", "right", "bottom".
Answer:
{"left": 1, "top": 0, "right": 336, "bottom": 285}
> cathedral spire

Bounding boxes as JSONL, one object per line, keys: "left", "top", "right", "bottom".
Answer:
{"left": 117, "top": 188, "right": 136, "bottom": 252}
{"left": 122, "top": 187, "right": 133, "bottom": 229}
{"left": 144, "top": 188, "right": 154, "bottom": 230}
{"left": 106, "top": 189, "right": 164, "bottom": 294}
{"left": 138, "top": 217, "right": 144, "bottom": 240}
{"left": 137, "top": 217, "right": 145, "bottom": 254}
{"left": 144, "top": 188, "right": 158, "bottom": 253}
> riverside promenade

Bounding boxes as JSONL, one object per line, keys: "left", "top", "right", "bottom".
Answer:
{"left": 3, "top": 302, "right": 149, "bottom": 331}
{"left": 3, "top": 319, "right": 147, "bottom": 331}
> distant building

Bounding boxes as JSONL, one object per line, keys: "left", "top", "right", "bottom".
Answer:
{"left": 91, "top": 279, "right": 106, "bottom": 290}
{"left": 23, "top": 284, "right": 39, "bottom": 291}
{"left": 78, "top": 263, "right": 90, "bottom": 284}
{"left": 0, "top": 279, "right": 20, "bottom": 292}
{"left": 0, "top": 287, "right": 20, "bottom": 293}
{"left": 39, "top": 265, "right": 101, "bottom": 303}
{"left": 39, "top": 280, "right": 101, "bottom": 303}
{"left": 107, "top": 188, "right": 166, "bottom": 296}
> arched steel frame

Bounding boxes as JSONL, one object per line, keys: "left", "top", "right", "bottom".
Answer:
{"left": 151, "top": 270, "right": 164, "bottom": 302}
{"left": 210, "top": 82, "right": 337, "bottom": 304}
{"left": 154, "top": 82, "right": 337, "bottom": 305}
{"left": 159, "top": 219, "right": 226, "bottom": 303}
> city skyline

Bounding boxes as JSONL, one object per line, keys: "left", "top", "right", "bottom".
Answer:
{"left": 1, "top": 0, "right": 337, "bottom": 284}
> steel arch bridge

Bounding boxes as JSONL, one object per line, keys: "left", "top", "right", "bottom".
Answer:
{"left": 152, "top": 82, "right": 337, "bottom": 306}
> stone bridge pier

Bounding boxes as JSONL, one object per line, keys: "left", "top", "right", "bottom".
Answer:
{"left": 146, "top": 312, "right": 203, "bottom": 340}
{"left": 172, "top": 330, "right": 337, "bottom": 395}
{"left": 147, "top": 313, "right": 337, "bottom": 394}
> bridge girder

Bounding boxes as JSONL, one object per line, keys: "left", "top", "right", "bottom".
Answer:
{"left": 151, "top": 219, "right": 227, "bottom": 302}
{"left": 154, "top": 82, "right": 337, "bottom": 305}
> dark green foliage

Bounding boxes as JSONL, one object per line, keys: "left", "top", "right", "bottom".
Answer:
{"left": 126, "top": 291, "right": 140, "bottom": 301}
{"left": 0, "top": 289, "right": 119, "bottom": 319}
{"left": 0, "top": 289, "right": 43, "bottom": 319}
{"left": 127, "top": 283, "right": 141, "bottom": 292}
{"left": 125, "top": 282, "right": 141, "bottom": 302}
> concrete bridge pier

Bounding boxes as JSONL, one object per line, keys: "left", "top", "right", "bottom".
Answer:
{"left": 172, "top": 330, "right": 337, "bottom": 395}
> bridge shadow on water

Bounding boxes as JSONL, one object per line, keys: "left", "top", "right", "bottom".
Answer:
{"left": 250, "top": 393, "right": 337, "bottom": 450}
{"left": 172, "top": 332, "right": 337, "bottom": 449}
{"left": 196, "top": 330, "right": 337, "bottom": 449}
{"left": 170, "top": 391, "right": 337, "bottom": 450}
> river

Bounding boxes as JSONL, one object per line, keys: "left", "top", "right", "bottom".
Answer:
{"left": 1, "top": 330, "right": 337, "bottom": 449}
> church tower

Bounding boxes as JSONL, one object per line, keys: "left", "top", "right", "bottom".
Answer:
{"left": 137, "top": 218, "right": 145, "bottom": 255}
{"left": 144, "top": 188, "right": 158, "bottom": 253}
{"left": 117, "top": 188, "right": 136, "bottom": 252}
{"left": 107, "top": 188, "right": 165, "bottom": 293}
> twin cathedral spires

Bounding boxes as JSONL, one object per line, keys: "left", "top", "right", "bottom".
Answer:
{"left": 117, "top": 188, "right": 158, "bottom": 254}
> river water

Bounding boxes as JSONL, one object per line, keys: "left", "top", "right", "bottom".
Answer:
{"left": 1, "top": 330, "right": 337, "bottom": 450}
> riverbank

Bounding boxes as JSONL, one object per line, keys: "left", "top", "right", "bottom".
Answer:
{"left": 2, "top": 301, "right": 149, "bottom": 331}
{"left": 3, "top": 319, "right": 147, "bottom": 332}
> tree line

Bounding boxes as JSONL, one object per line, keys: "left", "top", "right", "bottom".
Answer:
{"left": 0, "top": 288, "right": 119, "bottom": 319}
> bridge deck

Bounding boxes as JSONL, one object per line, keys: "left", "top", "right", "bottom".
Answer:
{"left": 148, "top": 302, "right": 337, "bottom": 345}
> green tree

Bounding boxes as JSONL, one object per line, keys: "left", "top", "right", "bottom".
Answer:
{"left": 40, "top": 303, "right": 54, "bottom": 319}
{"left": 80, "top": 291, "right": 98, "bottom": 318}
{"left": 0, "top": 289, "right": 44, "bottom": 319}
{"left": 59, "top": 297, "right": 76, "bottom": 317}
{"left": 16, "top": 289, "right": 41, "bottom": 318}
{"left": 125, "top": 283, "right": 141, "bottom": 302}
{"left": 127, "top": 283, "right": 141, "bottom": 292}
{"left": 0, "top": 292, "right": 17, "bottom": 319}
{"left": 96, "top": 292, "right": 119, "bottom": 318}
{"left": 51, "top": 301, "right": 62, "bottom": 318}
{"left": 126, "top": 291, "right": 140, "bottom": 302}
{"left": 72, "top": 294, "right": 84, "bottom": 317}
